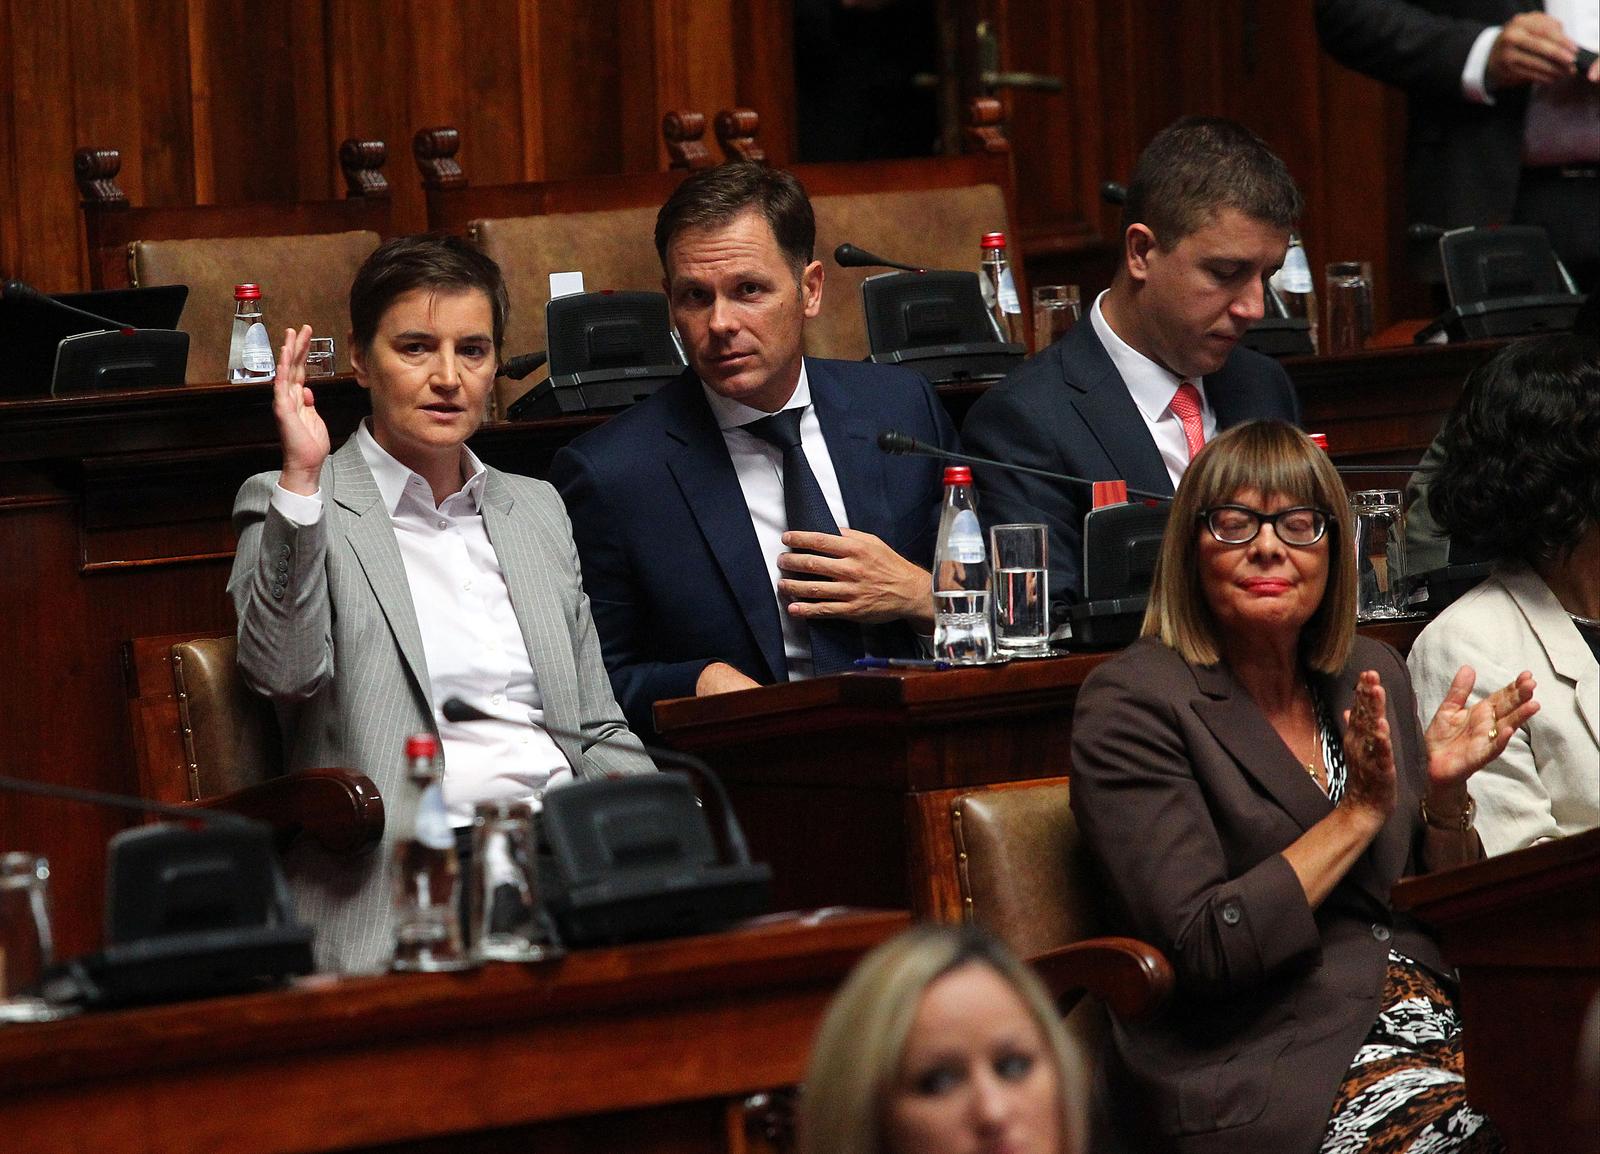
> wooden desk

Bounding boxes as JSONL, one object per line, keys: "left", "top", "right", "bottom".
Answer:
{"left": 655, "top": 620, "right": 1425, "bottom": 921}
{"left": 0, "top": 909, "right": 905, "bottom": 1154}
{"left": 0, "top": 336, "right": 1486, "bottom": 955}
{"left": 1394, "top": 830, "right": 1600, "bottom": 1154}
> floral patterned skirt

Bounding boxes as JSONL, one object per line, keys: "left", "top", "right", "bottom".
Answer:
{"left": 1318, "top": 952, "right": 1505, "bottom": 1154}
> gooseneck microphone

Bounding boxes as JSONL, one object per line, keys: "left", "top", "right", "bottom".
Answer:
{"left": 497, "top": 350, "right": 548, "bottom": 380}
{"left": 833, "top": 243, "right": 926, "bottom": 274}
{"left": 1, "top": 279, "right": 137, "bottom": 335}
{"left": 876, "top": 430, "right": 1172, "bottom": 503}
{"left": 0, "top": 772, "right": 259, "bottom": 828}
{"left": 439, "top": 697, "right": 753, "bottom": 865}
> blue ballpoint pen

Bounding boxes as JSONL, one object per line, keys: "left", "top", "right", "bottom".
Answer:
{"left": 853, "top": 656, "right": 952, "bottom": 670}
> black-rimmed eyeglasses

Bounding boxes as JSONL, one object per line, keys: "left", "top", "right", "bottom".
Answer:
{"left": 1198, "top": 505, "right": 1332, "bottom": 546}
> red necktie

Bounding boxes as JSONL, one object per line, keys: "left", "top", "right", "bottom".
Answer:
{"left": 1170, "top": 380, "right": 1206, "bottom": 462}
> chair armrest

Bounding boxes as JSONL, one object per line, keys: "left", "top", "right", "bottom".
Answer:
{"left": 1029, "top": 935, "right": 1174, "bottom": 1022}
{"left": 192, "top": 768, "right": 384, "bottom": 857}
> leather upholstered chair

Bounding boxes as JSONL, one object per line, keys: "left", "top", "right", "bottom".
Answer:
{"left": 952, "top": 778, "right": 1172, "bottom": 1150}
{"left": 124, "top": 632, "right": 382, "bottom": 855}
{"left": 74, "top": 140, "right": 392, "bottom": 383}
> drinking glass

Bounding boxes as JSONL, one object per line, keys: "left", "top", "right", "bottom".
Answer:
{"left": 1324, "top": 261, "right": 1374, "bottom": 355}
{"left": 0, "top": 853, "right": 76, "bottom": 1023}
{"left": 1030, "top": 285, "right": 1081, "bottom": 354}
{"left": 1350, "top": 489, "right": 1407, "bottom": 620}
{"left": 304, "top": 337, "right": 336, "bottom": 378}
{"left": 990, "top": 523, "right": 1051, "bottom": 656}
{"left": 469, "top": 801, "right": 562, "bottom": 963}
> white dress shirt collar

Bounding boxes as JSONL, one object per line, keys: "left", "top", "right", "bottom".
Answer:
{"left": 1088, "top": 290, "right": 1217, "bottom": 488}
{"left": 701, "top": 361, "right": 812, "bottom": 429}
{"left": 355, "top": 419, "right": 487, "bottom": 516}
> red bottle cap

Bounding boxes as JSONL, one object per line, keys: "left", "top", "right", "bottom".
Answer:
{"left": 404, "top": 733, "right": 439, "bottom": 760}
{"left": 1092, "top": 479, "right": 1129, "bottom": 508}
{"left": 233, "top": 283, "right": 261, "bottom": 300}
{"left": 943, "top": 465, "right": 973, "bottom": 484}
{"left": 980, "top": 232, "right": 1007, "bottom": 249}
{"left": 1308, "top": 432, "right": 1329, "bottom": 452}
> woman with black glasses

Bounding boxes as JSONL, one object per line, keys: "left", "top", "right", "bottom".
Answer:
{"left": 1068, "top": 420, "right": 1537, "bottom": 1153}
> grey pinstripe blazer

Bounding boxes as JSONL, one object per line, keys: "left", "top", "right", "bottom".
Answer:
{"left": 229, "top": 436, "right": 652, "bottom": 973}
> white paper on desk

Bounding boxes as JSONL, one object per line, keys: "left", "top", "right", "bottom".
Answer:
{"left": 549, "top": 271, "right": 585, "bottom": 299}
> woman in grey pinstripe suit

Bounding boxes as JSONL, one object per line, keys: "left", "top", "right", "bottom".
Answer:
{"left": 229, "top": 236, "right": 652, "bottom": 973}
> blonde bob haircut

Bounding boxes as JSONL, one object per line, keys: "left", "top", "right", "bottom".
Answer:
{"left": 796, "top": 924, "right": 1083, "bottom": 1154}
{"left": 1142, "top": 420, "right": 1356, "bottom": 673}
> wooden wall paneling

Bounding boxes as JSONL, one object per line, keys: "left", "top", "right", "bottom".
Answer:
{"left": 8, "top": 0, "right": 85, "bottom": 292}
{"left": 69, "top": 0, "right": 146, "bottom": 210}
{"left": 618, "top": 0, "right": 662, "bottom": 174}
{"left": 328, "top": 0, "right": 424, "bottom": 234}
{"left": 0, "top": 0, "right": 20, "bottom": 278}
{"left": 516, "top": 0, "right": 548, "bottom": 178}
{"left": 288, "top": 0, "right": 334, "bottom": 201}
{"left": 539, "top": 0, "right": 627, "bottom": 178}
{"left": 191, "top": 0, "right": 306, "bottom": 206}
{"left": 655, "top": 0, "right": 738, "bottom": 165}
{"left": 732, "top": 0, "right": 795, "bottom": 165}
{"left": 134, "top": 0, "right": 199, "bottom": 208}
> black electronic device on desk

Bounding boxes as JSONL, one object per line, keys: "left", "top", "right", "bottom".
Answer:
{"left": 0, "top": 282, "right": 189, "bottom": 396}
{"left": 859, "top": 269, "right": 1025, "bottom": 383}
{"left": 0, "top": 773, "right": 313, "bottom": 1011}
{"left": 836, "top": 243, "right": 1024, "bottom": 383}
{"left": 1413, "top": 224, "right": 1586, "bottom": 343}
{"left": 507, "top": 290, "right": 685, "bottom": 419}
{"left": 1067, "top": 500, "right": 1171, "bottom": 648}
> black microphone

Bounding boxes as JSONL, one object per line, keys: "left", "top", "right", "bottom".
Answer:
{"left": 497, "top": 350, "right": 548, "bottom": 380}
{"left": 1407, "top": 223, "right": 1447, "bottom": 243}
{"left": 1100, "top": 181, "right": 1127, "bottom": 206}
{"left": 0, "top": 772, "right": 261, "bottom": 828}
{"left": 833, "top": 243, "right": 926, "bottom": 274}
{"left": 876, "top": 430, "right": 1172, "bottom": 503}
{"left": 2, "top": 278, "right": 138, "bottom": 335}
{"left": 439, "top": 697, "right": 754, "bottom": 867}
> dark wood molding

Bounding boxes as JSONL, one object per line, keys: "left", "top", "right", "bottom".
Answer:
{"left": 662, "top": 110, "right": 714, "bottom": 171}
{"left": 336, "top": 138, "right": 390, "bottom": 199}
{"left": 714, "top": 108, "right": 765, "bottom": 163}
{"left": 412, "top": 125, "right": 466, "bottom": 191}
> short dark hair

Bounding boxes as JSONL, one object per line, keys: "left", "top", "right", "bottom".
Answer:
{"left": 1122, "top": 116, "right": 1303, "bottom": 248}
{"left": 1428, "top": 333, "right": 1600, "bottom": 565}
{"left": 654, "top": 162, "right": 816, "bottom": 276}
{"left": 349, "top": 233, "right": 511, "bottom": 357}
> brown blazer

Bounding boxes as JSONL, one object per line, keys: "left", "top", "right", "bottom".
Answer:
{"left": 1070, "top": 635, "right": 1449, "bottom": 1154}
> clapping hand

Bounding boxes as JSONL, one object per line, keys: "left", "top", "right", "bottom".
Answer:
{"left": 1424, "top": 666, "right": 1539, "bottom": 793}
{"left": 272, "top": 325, "right": 328, "bottom": 496}
{"left": 1340, "top": 670, "right": 1398, "bottom": 832}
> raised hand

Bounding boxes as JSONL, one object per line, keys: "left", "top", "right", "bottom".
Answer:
{"left": 272, "top": 325, "right": 329, "bottom": 496}
{"left": 1424, "top": 666, "right": 1539, "bottom": 793}
{"left": 1340, "top": 670, "right": 1397, "bottom": 832}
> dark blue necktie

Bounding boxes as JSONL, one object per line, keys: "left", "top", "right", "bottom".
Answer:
{"left": 741, "top": 408, "right": 862, "bottom": 676}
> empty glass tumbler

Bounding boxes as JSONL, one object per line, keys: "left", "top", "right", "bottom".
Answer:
{"left": 470, "top": 800, "right": 562, "bottom": 963}
{"left": 1350, "top": 489, "right": 1407, "bottom": 620}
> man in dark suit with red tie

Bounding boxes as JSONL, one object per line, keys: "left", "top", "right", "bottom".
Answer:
{"left": 550, "top": 163, "right": 958, "bottom": 738}
{"left": 960, "top": 116, "right": 1302, "bottom": 620}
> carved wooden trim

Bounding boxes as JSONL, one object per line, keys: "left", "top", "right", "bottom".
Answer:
{"left": 962, "top": 97, "right": 1011, "bottom": 155}
{"left": 337, "top": 138, "right": 390, "bottom": 199}
{"left": 662, "top": 110, "right": 713, "bottom": 171}
{"left": 74, "top": 147, "right": 127, "bottom": 206}
{"left": 714, "top": 108, "right": 765, "bottom": 164}
{"left": 413, "top": 125, "right": 466, "bottom": 190}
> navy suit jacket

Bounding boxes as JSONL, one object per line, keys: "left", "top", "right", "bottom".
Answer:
{"left": 960, "top": 316, "right": 1300, "bottom": 614}
{"left": 550, "top": 357, "right": 958, "bottom": 737}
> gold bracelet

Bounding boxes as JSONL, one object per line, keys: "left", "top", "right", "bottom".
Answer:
{"left": 1420, "top": 794, "right": 1476, "bottom": 833}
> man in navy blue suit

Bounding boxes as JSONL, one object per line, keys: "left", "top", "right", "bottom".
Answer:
{"left": 551, "top": 163, "right": 957, "bottom": 737}
{"left": 961, "top": 117, "right": 1303, "bottom": 620}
